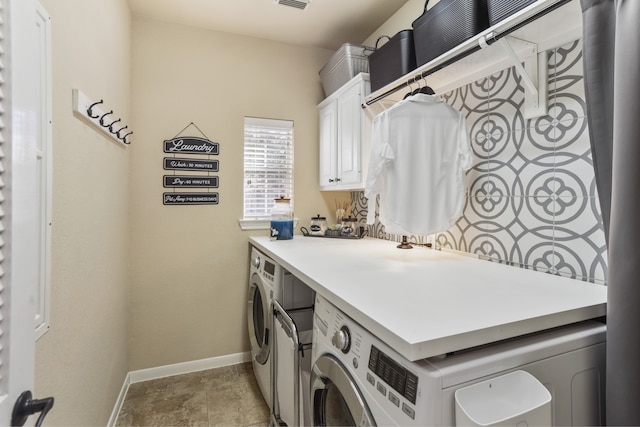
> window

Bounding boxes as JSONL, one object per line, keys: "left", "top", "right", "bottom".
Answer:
{"left": 241, "top": 117, "right": 294, "bottom": 229}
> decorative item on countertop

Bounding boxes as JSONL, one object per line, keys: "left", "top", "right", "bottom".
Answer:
{"left": 334, "top": 199, "right": 351, "bottom": 223}
{"left": 270, "top": 197, "right": 294, "bottom": 240}
{"left": 301, "top": 223, "right": 368, "bottom": 239}
{"left": 340, "top": 217, "right": 358, "bottom": 237}
{"left": 325, "top": 224, "right": 343, "bottom": 237}
{"left": 309, "top": 214, "right": 328, "bottom": 236}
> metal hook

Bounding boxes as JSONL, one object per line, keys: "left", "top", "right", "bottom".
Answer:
{"left": 115, "top": 125, "right": 128, "bottom": 138}
{"left": 99, "top": 110, "right": 114, "bottom": 126}
{"left": 108, "top": 118, "right": 122, "bottom": 133}
{"left": 87, "top": 99, "right": 104, "bottom": 119}
{"left": 121, "top": 131, "right": 133, "bottom": 145}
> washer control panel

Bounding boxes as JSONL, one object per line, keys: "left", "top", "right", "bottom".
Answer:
{"left": 314, "top": 294, "right": 423, "bottom": 424}
{"left": 250, "top": 248, "right": 280, "bottom": 286}
{"left": 332, "top": 326, "right": 351, "bottom": 353}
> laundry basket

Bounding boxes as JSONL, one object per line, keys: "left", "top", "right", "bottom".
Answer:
{"left": 454, "top": 370, "right": 551, "bottom": 426}
{"left": 271, "top": 300, "right": 314, "bottom": 427}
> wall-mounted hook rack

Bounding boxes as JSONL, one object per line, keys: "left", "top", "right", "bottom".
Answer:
{"left": 72, "top": 89, "right": 132, "bottom": 146}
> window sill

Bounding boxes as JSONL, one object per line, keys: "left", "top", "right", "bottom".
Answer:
{"left": 239, "top": 218, "right": 270, "bottom": 230}
{"left": 238, "top": 218, "right": 299, "bottom": 231}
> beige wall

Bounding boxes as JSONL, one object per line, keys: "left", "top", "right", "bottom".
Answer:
{"left": 34, "top": 0, "right": 131, "bottom": 426}
{"left": 29, "top": 2, "right": 366, "bottom": 423}
{"left": 128, "top": 18, "right": 336, "bottom": 370}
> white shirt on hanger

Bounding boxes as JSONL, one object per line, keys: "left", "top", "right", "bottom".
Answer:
{"left": 365, "top": 93, "right": 472, "bottom": 236}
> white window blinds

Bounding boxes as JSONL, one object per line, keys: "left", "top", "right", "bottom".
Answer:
{"left": 243, "top": 117, "right": 294, "bottom": 219}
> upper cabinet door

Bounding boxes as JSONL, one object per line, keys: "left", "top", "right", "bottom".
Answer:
{"left": 317, "top": 74, "right": 370, "bottom": 191}
{"left": 337, "top": 82, "right": 362, "bottom": 187}
{"left": 318, "top": 99, "right": 338, "bottom": 189}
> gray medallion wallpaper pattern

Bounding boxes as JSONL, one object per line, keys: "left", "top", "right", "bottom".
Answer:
{"left": 352, "top": 39, "right": 608, "bottom": 285}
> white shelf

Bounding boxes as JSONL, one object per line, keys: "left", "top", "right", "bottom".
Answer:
{"left": 363, "top": 0, "right": 582, "bottom": 113}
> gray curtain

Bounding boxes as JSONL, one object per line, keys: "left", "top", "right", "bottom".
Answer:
{"left": 581, "top": 0, "right": 615, "bottom": 244}
{"left": 582, "top": 0, "right": 640, "bottom": 424}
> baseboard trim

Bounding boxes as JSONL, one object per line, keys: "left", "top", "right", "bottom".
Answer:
{"left": 129, "top": 351, "right": 252, "bottom": 383}
{"left": 107, "top": 371, "right": 131, "bottom": 427}
{"left": 107, "top": 351, "right": 252, "bottom": 426}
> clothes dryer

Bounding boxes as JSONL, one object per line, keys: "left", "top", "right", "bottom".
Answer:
{"left": 310, "top": 294, "right": 606, "bottom": 426}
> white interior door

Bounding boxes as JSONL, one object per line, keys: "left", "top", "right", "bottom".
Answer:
{"left": 0, "top": 0, "right": 46, "bottom": 425}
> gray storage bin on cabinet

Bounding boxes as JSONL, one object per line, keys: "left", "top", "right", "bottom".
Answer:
{"left": 319, "top": 43, "right": 373, "bottom": 96}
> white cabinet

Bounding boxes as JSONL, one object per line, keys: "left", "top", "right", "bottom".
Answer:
{"left": 318, "top": 73, "right": 370, "bottom": 191}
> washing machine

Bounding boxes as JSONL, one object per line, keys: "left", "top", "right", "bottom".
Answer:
{"left": 247, "top": 246, "right": 283, "bottom": 406}
{"left": 310, "top": 294, "right": 606, "bottom": 426}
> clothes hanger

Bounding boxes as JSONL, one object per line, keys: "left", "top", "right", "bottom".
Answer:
{"left": 410, "top": 77, "right": 422, "bottom": 97}
{"left": 418, "top": 74, "right": 435, "bottom": 95}
{"left": 403, "top": 78, "right": 416, "bottom": 99}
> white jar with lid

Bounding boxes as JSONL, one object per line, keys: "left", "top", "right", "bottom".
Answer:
{"left": 341, "top": 217, "right": 357, "bottom": 237}
{"left": 309, "top": 214, "right": 328, "bottom": 236}
{"left": 270, "top": 197, "right": 294, "bottom": 240}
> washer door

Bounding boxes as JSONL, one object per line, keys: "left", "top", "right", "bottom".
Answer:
{"left": 248, "top": 272, "right": 270, "bottom": 365}
{"left": 310, "top": 354, "right": 375, "bottom": 427}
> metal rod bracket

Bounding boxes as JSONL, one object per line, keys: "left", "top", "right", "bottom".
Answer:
{"left": 480, "top": 34, "right": 548, "bottom": 119}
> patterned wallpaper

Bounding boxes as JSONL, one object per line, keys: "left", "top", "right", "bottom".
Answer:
{"left": 353, "top": 39, "right": 608, "bottom": 285}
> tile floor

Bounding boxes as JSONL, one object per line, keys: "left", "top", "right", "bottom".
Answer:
{"left": 115, "top": 362, "right": 270, "bottom": 426}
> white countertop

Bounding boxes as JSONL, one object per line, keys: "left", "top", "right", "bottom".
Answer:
{"left": 249, "top": 236, "right": 607, "bottom": 361}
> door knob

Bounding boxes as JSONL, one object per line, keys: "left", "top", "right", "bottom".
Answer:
{"left": 11, "top": 390, "right": 54, "bottom": 427}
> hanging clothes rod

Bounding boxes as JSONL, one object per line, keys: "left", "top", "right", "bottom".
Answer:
{"left": 362, "top": 47, "right": 482, "bottom": 108}
{"left": 361, "top": 0, "right": 571, "bottom": 109}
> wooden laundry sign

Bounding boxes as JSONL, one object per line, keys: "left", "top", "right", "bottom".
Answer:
{"left": 163, "top": 192, "right": 219, "bottom": 205}
{"left": 163, "top": 129, "right": 221, "bottom": 206}
{"left": 163, "top": 157, "right": 219, "bottom": 172}
{"left": 163, "top": 175, "right": 219, "bottom": 188}
{"left": 163, "top": 137, "right": 219, "bottom": 155}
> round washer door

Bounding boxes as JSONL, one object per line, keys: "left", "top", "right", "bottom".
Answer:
{"left": 247, "top": 272, "right": 270, "bottom": 365}
{"left": 310, "top": 354, "right": 375, "bottom": 427}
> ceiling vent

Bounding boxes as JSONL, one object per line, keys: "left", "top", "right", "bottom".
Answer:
{"left": 274, "top": 0, "right": 311, "bottom": 10}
